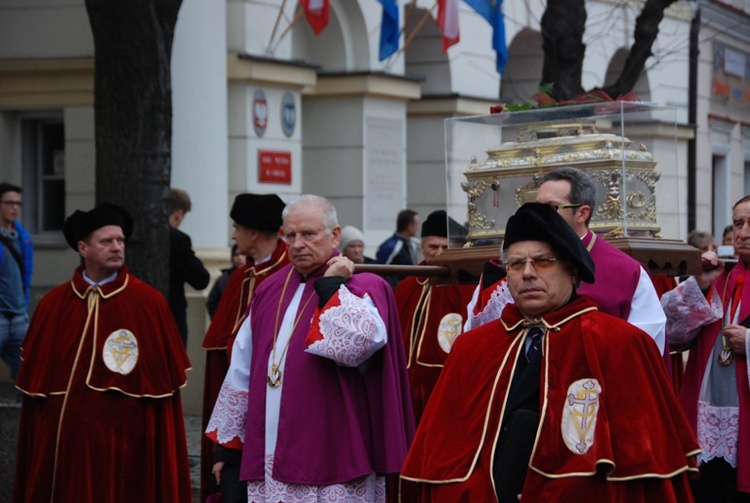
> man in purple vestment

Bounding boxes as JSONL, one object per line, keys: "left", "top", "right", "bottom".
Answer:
{"left": 206, "top": 194, "right": 414, "bottom": 502}
{"left": 466, "top": 167, "right": 666, "bottom": 353}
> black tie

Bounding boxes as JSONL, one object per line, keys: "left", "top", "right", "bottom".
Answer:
{"left": 525, "top": 327, "right": 544, "bottom": 363}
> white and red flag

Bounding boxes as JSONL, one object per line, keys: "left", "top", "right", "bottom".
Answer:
{"left": 437, "top": 0, "right": 460, "bottom": 52}
{"left": 300, "top": 0, "right": 329, "bottom": 35}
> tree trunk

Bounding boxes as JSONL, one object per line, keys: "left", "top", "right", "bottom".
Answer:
{"left": 602, "top": 0, "right": 677, "bottom": 98}
{"left": 540, "top": 0, "right": 587, "bottom": 101}
{"left": 85, "top": 0, "right": 182, "bottom": 295}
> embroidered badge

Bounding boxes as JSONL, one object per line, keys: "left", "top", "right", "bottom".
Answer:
{"left": 437, "top": 313, "right": 463, "bottom": 353}
{"left": 561, "top": 378, "right": 601, "bottom": 455}
{"left": 103, "top": 329, "right": 139, "bottom": 375}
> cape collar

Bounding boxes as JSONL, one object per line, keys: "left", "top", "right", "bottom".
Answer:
{"left": 500, "top": 295, "right": 598, "bottom": 333}
{"left": 245, "top": 240, "right": 288, "bottom": 278}
{"left": 71, "top": 265, "right": 129, "bottom": 299}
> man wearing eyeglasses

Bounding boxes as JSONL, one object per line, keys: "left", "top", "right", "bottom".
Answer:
{"left": 0, "top": 182, "right": 33, "bottom": 383}
{"left": 466, "top": 167, "right": 666, "bottom": 355}
{"left": 402, "top": 202, "right": 699, "bottom": 502}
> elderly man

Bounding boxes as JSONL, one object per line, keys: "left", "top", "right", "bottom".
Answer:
{"left": 466, "top": 167, "right": 666, "bottom": 354}
{"left": 662, "top": 195, "right": 750, "bottom": 501}
{"left": 206, "top": 194, "right": 413, "bottom": 501}
{"left": 401, "top": 203, "right": 699, "bottom": 502}
{"left": 202, "top": 193, "right": 289, "bottom": 502}
{"left": 14, "top": 203, "right": 192, "bottom": 502}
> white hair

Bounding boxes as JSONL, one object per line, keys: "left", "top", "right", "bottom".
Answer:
{"left": 282, "top": 194, "right": 338, "bottom": 230}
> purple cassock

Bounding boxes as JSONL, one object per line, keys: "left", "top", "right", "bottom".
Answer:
{"left": 579, "top": 230, "right": 640, "bottom": 318}
{"left": 240, "top": 260, "right": 415, "bottom": 485}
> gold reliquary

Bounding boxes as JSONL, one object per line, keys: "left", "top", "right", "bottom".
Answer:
{"left": 435, "top": 102, "right": 700, "bottom": 282}
{"left": 462, "top": 120, "right": 660, "bottom": 244}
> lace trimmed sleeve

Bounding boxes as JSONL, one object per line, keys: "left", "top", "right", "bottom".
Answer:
{"left": 305, "top": 285, "right": 387, "bottom": 367}
{"left": 661, "top": 276, "right": 723, "bottom": 346}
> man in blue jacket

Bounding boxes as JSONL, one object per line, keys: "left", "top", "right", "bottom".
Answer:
{"left": 0, "top": 182, "right": 33, "bottom": 381}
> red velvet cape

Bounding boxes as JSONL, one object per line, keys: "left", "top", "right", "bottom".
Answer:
{"left": 395, "top": 275, "right": 475, "bottom": 425}
{"left": 401, "top": 296, "right": 699, "bottom": 502}
{"left": 199, "top": 241, "right": 288, "bottom": 500}
{"left": 14, "top": 267, "right": 192, "bottom": 503}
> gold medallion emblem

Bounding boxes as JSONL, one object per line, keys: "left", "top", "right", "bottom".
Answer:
{"left": 437, "top": 313, "right": 463, "bottom": 353}
{"left": 103, "top": 329, "right": 139, "bottom": 375}
{"left": 561, "top": 378, "right": 601, "bottom": 455}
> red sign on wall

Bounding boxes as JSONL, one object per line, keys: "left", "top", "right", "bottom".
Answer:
{"left": 258, "top": 150, "right": 292, "bottom": 184}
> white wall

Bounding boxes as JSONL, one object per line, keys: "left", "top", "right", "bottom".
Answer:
{"left": 172, "top": 0, "right": 229, "bottom": 249}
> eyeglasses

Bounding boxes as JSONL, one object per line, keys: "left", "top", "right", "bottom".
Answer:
{"left": 0, "top": 201, "right": 22, "bottom": 207}
{"left": 551, "top": 203, "right": 581, "bottom": 211}
{"left": 506, "top": 256, "right": 558, "bottom": 272}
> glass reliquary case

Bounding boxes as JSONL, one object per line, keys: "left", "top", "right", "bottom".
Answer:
{"left": 431, "top": 102, "right": 700, "bottom": 283}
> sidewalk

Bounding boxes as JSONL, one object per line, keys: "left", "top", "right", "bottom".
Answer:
{"left": 0, "top": 380, "right": 204, "bottom": 502}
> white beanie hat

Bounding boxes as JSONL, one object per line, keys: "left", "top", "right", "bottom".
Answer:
{"left": 339, "top": 225, "right": 365, "bottom": 251}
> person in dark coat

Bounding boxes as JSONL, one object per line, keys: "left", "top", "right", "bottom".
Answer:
{"left": 167, "top": 188, "right": 210, "bottom": 346}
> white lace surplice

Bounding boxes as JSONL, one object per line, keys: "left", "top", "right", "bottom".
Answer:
{"left": 205, "top": 314, "right": 254, "bottom": 445}
{"left": 248, "top": 454, "right": 385, "bottom": 503}
{"left": 211, "top": 282, "right": 388, "bottom": 502}
{"left": 696, "top": 298, "right": 741, "bottom": 468}
{"left": 663, "top": 277, "right": 741, "bottom": 467}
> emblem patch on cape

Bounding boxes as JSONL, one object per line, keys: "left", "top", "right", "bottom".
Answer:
{"left": 103, "top": 329, "right": 139, "bottom": 375}
{"left": 437, "top": 313, "right": 463, "bottom": 353}
{"left": 561, "top": 378, "right": 601, "bottom": 455}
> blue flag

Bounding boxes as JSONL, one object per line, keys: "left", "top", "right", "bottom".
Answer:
{"left": 464, "top": 0, "right": 508, "bottom": 74}
{"left": 377, "top": 0, "right": 399, "bottom": 61}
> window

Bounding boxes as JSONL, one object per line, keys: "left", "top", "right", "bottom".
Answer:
{"left": 21, "top": 118, "right": 65, "bottom": 234}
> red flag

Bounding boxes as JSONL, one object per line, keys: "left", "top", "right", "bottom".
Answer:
{"left": 437, "top": 0, "right": 460, "bottom": 52}
{"left": 300, "top": 0, "right": 329, "bottom": 35}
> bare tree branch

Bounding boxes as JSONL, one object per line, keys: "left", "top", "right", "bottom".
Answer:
{"left": 602, "top": 0, "right": 678, "bottom": 98}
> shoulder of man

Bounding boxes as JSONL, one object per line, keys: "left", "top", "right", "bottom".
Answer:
{"left": 12, "top": 221, "right": 32, "bottom": 243}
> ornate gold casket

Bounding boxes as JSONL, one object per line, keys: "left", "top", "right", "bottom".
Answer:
{"left": 462, "top": 121, "right": 660, "bottom": 243}
{"left": 432, "top": 102, "right": 699, "bottom": 283}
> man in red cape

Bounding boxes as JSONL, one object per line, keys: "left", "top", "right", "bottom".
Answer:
{"left": 393, "top": 210, "right": 475, "bottom": 501}
{"left": 201, "top": 193, "right": 288, "bottom": 502}
{"left": 13, "top": 203, "right": 192, "bottom": 503}
{"left": 395, "top": 210, "right": 476, "bottom": 425}
{"left": 401, "top": 203, "right": 699, "bottom": 502}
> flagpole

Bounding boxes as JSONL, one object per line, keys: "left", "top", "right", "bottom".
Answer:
{"left": 399, "top": 1, "right": 437, "bottom": 55}
{"left": 271, "top": 5, "right": 305, "bottom": 53}
{"left": 401, "top": 0, "right": 419, "bottom": 36}
{"left": 267, "top": 0, "right": 290, "bottom": 55}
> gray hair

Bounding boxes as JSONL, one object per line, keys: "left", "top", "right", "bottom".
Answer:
{"left": 542, "top": 167, "right": 597, "bottom": 226}
{"left": 282, "top": 194, "right": 338, "bottom": 230}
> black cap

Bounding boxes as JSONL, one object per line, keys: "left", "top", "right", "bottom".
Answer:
{"left": 421, "top": 210, "right": 466, "bottom": 239}
{"left": 503, "top": 202, "right": 595, "bottom": 284}
{"left": 230, "top": 193, "right": 285, "bottom": 232}
{"left": 63, "top": 202, "right": 134, "bottom": 251}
